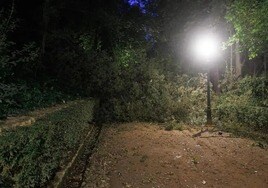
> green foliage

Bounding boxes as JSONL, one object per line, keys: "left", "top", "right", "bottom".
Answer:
{"left": 79, "top": 33, "right": 99, "bottom": 54}
{"left": 0, "top": 9, "right": 74, "bottom": 119}
{"left": 226, "top": 0, "right": 268, "bottom": 58}
{"left": 0, "top": 82, "right": 74, "bottom": 118}
{"left": 13, "top": 42, "right": 40, "bottom": 77}
{"left": 0, "top": 13, "right": 15, "bottom": 83}
{"left": 0, "top": 100, "right": 95, "bottom": 187}
{"left": 217, "top": 76, "right": 268, "bottom": 131}
{"left": 0, "top": 83, "right": 21, "bottom": 118}
{"left": 164, "top": 121, "right": 184, "bottom": 131}
{"left": 91, "top": 44, "right": 207, "bottom": 125}
{"left": 113, "top": 45, "right": 144, "bottom": 68}
{"left": 96, "top": 48, "right": 180, "bottom": 122}
{"left": 176, "top": 74, "right": 209, "bottom": 125}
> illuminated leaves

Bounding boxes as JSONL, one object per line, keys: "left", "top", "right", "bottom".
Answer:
{"left": 226, "top": 0, "right": 268, "bottom": 59}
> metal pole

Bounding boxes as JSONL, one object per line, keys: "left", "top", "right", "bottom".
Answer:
{"left": 207, "top": 71, "right": 212, "bottom": 125}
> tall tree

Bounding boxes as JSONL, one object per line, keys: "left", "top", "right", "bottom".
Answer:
{"left": 226, "top": 0, "right": 268, "bottom": 59}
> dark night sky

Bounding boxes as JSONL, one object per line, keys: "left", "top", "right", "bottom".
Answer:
{"left": 127, "top": 0, "right": 148, "bottom": 13}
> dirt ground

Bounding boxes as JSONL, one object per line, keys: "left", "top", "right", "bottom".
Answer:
{"left": 82, "top": 122, "right": 268, "bottom": 188}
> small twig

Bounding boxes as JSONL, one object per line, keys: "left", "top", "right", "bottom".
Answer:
{"left": 192, "top": 128, "right": 209, "bottom": 138}
{"left": 4, "top": 0, "right": 15, "bottom": 32}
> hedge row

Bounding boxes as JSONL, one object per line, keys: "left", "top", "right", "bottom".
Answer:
{"left": 0, "top": 100, "right": 95, "bottom": 187}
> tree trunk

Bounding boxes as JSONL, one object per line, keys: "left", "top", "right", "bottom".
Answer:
{"left": 230, "top": 42, "right": 233, "bottom": 77}
{"left": 4, "top": 0, "right": 15, "bottom": 32}
{"left": 235, "top": 42, "right": 242, "bottom": 78}
{"left": 37, "top": 0, "right": 49, "bottom": 77}
{"left": 210, "top": 68, "right": 221, "bottom": 94}
{"left": 209, "top": 0, "right": 226, "bottom": 94}
{"left": 41, "top": 0, "right": 49, "bottom": 61}
{"left": 264, "top": 53, "right": 267, "bottom": 77}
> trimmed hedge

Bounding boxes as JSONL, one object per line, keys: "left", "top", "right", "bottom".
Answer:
{"left": 0, "top": 100, "right": 95, "bottom": 187}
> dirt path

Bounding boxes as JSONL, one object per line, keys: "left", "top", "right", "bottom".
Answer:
{"left": 0, "top": 100, "right": 79, "bottom": 132}
{"left": 82, "top": 123, "right": 268, "bottom": 188}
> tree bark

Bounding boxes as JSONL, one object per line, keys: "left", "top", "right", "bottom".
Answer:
{"left": 264, "top": 53, "right": 267, "bottom": 77}
{"left": 37, "top": 0, "right": 49, "bottom": 77}
{"left": 210, "top": 68, "right": 221, "bottom": 94}
{"left": 4, "top": 0, "right": 15, "bottom": 32}
{"left": 41, "top": 0, "right": 49, "bottom": 61}
{"left": 230, "top": 42, "right": 233, "bottom": 77}
{"left": 209, "top": 0, "right": 226, "bottom": 94}
{"left": 235, "top": 42, "right": 242, "bottom": 78}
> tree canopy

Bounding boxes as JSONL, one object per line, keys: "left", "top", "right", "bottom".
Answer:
{"left": 226, "top": 0, "right": 268, "bottom": 59}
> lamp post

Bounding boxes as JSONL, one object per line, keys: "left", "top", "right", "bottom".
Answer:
{"left": 193, "top": 33, "right": 220, "bottom": 125}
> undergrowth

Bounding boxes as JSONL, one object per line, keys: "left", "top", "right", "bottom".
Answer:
{"left": 217, "top": 76, "right": 268, "bottom": 133}
{"left": 0, "top": 100, "right": 95, "bottom": 187}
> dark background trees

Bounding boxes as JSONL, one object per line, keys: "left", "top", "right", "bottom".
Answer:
{"left": 0, "top": 0, "right": 267, "bottom": 125}
{"left": 0, "top": 1, "right": 267, "bottom": 186}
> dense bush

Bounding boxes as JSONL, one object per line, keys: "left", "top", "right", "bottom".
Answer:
{"left": 217, "top": 76, "right": 268, "bottom": 132}
{"left": 92, "top": 45, "right": 208, "bottom": 124}
{"left": 1, "top": 4, "right": 207, "bottom": 125}
{"left": 0, "top": 11, "right": 74, "bottom": 119}
{"left": 0, "top": 82, "right": 74, "bottom": 118}
{"left": 176, "top": 74, "right": 210, "bottom": 125}
{"left": 0, "top": 100, "right": 95, "bottom": 187}
{"left": 110, "top": 67, "right": 191, "bottom": 123}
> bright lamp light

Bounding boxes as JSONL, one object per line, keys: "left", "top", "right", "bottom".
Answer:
{"left": 193, "top": 33, "right": 220, "bottom": 62}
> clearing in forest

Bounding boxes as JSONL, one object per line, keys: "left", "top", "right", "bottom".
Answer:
{"left": 82, "top": 123, "right": 268, "bottom": 188}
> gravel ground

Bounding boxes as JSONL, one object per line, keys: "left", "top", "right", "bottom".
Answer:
{"left": 82, "top": 122, "right": 268, "bottom": 188}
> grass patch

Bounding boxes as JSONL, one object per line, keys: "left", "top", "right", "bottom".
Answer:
{"left": 140, "top": 155, "right": 148, "bottom": 163}
{"left": 0, "top": 100, "right": 95, "bottom": 187}
{"left": 164, "top": 122, "right": 184, "bottom": 131}
{"left": 221, "top": 123, "right": 268, "bottom": 146}
{"left": 191, "top": 156, "right": 199, "bottom": 165}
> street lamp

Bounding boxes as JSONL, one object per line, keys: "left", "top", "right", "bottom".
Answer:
{"left": 193, "top": 33, "right": 220, "bottom": 125}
